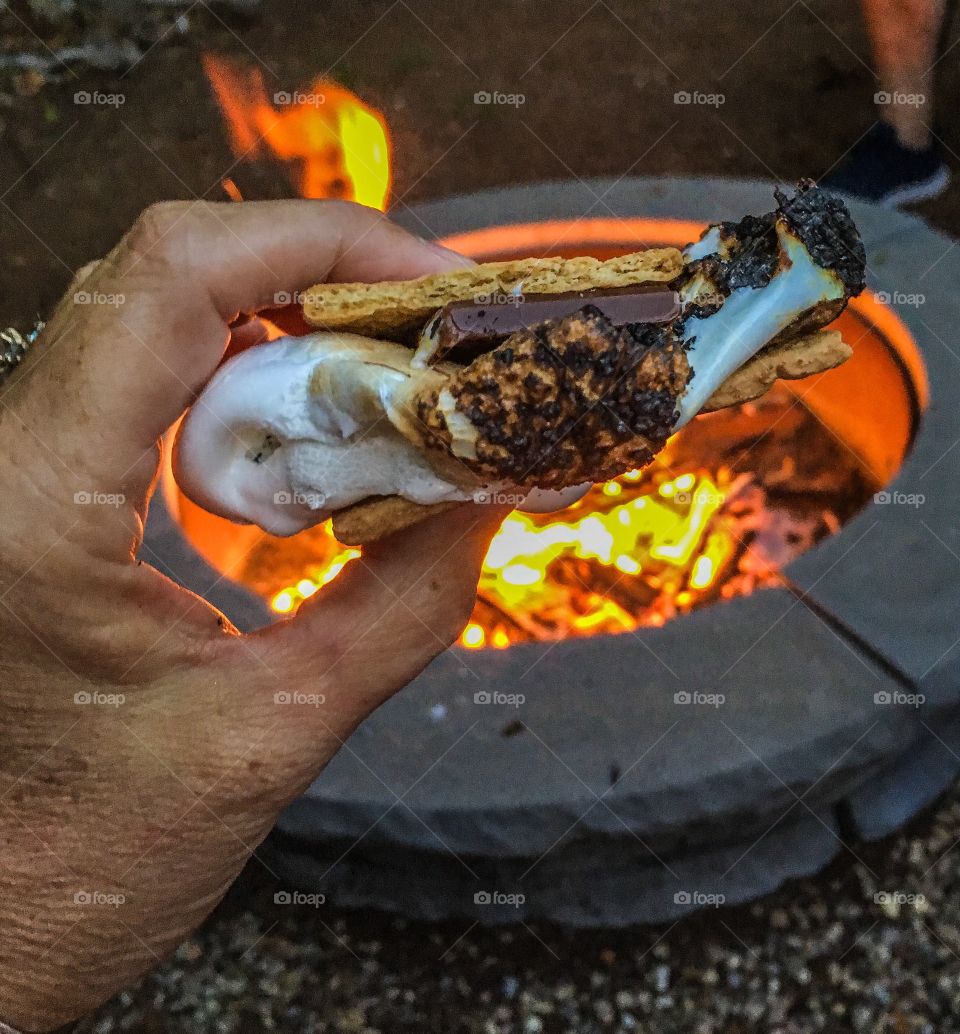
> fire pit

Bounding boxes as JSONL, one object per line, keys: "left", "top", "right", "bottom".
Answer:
{"left": 141, "top": 173, "right": 960, "bottom": 926}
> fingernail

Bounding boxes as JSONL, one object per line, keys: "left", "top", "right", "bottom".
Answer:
{"left": 422, "top": 239, "right": 476, "bottom": 268}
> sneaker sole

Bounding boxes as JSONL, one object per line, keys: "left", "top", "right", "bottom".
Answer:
{"left": 880, "top": 166, "right": 951, "bottom": 207}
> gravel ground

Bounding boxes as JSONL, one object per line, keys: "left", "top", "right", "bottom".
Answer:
{"left": 82, "top": 792, "right": 960, "bottom": 1033}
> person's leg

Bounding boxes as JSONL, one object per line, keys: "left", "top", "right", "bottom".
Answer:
{"left": 862, "top": 0, "right": 946, "bottom": 149}
{"left": 822, "top": 0, "right": 954, "bottom": 203}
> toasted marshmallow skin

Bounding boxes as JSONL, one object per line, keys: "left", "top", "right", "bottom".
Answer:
{"left": 674, "top": 221, "right": 844, "bottom": 427}
{"left": 174, "top": 333, "right": 472, "bottom": 536}
{"left": 173, "top": 333, "right": 590, "bottom": 535}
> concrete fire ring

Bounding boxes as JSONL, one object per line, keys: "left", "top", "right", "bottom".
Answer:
{"left": 143, "top": 177, "right": 960, "bottom": 926}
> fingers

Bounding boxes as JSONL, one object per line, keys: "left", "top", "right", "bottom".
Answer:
{"left": 6, "top": 200, "right": 470, "bottom": 552}
{"left": 224, "top": 503, "right": 507, "bottom": 761}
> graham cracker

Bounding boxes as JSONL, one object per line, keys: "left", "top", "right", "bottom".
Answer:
{"left": 701, "top": 330, "right": 850, "bottom": 412}
{"left": 332, "top": 496, "right": 460, "bottom": 546}
{"left": 301, "top": 248, "right": 684, "bottom": 339}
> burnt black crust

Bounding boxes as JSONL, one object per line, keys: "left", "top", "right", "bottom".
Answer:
{"left": 413, "top": 183, "right": 863, "bottom": 489}
{"left": 675, "top": 181, "right": 865, "bottom": 302}
{"left": 671, "top": 181, "right": 865, "bottom": 368}
{"left": 776, "top": 180, "right": 866, "bottom": 296}
{"left": 672, "top": 216, "right": 779, "bottom": 305}
{"left": 416, "top": 308, "right": 691, "bottom": 489}
{"left": 718, "top": 213, "right": 780, "bottom": 291}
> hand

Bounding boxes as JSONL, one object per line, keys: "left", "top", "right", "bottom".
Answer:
{"left": 0, "top": 201, "right": 505, "bottom": 1032}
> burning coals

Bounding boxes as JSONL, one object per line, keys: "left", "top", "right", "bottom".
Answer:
{"left": 236, "top": 384, "right": 876, "bottom": 647}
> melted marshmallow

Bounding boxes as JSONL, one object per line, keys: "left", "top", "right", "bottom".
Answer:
{"left": 174, "top": 332, "right": 591, "bottom": 535}
{"left": 676, "top": 223, "right": 844, "bottom": 427}
{"left": 174, "top": 333, "right": 470, "bottom": 536}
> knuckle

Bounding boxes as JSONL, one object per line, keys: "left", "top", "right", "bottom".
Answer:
{"left": 325, "top": 197, "right": 380, "bottom": 219}
{"left": 325, "top": 197, "right": 389, "bottom": 232}
{"left": 124, "top": 201, "right": 195, "bottom": 263}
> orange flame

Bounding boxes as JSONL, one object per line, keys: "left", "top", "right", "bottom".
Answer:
{"left": 202, "top": 55, "right": 391, "bottom": 209}
{"left": 264, "top": 458, "right": 747, "bottom": 646}
{"left": 197, "top": 66, "right": 845, "bottom": 649}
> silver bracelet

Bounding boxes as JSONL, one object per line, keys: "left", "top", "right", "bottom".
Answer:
{"left": 0, "top": 324, "right": 43, "bottom": 387}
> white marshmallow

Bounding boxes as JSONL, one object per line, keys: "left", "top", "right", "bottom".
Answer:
{"left": 174, "top": 333, "right": 471, "bottom": 536}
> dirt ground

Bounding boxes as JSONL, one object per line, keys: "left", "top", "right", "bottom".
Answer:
{"left": 3, "top": 0, "right": 960, "bottom": 331}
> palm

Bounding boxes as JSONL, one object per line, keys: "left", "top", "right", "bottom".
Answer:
{"left": 0, "top": 200, "right": 504, "bottom": 1032}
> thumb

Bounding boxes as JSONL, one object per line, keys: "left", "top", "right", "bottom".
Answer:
{"left": 224, "top": 503, "right": 507, "bottom": 748}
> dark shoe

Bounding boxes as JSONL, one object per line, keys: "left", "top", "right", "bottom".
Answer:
{"left": 821, "top": 122, "right": 950, "bottom": 207}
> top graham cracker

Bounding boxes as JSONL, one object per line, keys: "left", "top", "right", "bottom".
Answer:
{"left": 301, "top": 247, "right": 684, "bottom": 339}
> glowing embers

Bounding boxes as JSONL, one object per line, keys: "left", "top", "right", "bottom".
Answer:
{"left": 238, "top": 384, "right": 875, "bottom": 647}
